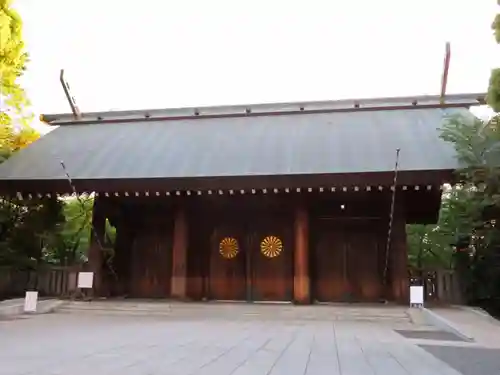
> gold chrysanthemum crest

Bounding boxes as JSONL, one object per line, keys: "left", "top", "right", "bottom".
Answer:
{"left": 260, "top": 235, "right": 283, "bottom": 258}
{"left": 219, "top": 237, "right": 239, "bottom": 259}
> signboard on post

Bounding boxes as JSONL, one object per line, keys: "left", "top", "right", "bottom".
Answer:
{"left": 410, "top": 285, "right": 424, "bottom": 307}
{"left": 77, "top": 272, "right": 94, "bottom": 289}
{"left": 24, "top": 291, "right": 38, "bottom": 313}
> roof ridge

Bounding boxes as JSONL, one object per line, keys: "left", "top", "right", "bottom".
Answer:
{"left": 41, "top": 92, "right": 486, "bottom": 126}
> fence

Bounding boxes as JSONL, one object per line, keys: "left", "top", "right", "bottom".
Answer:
{"left": 409, "top": 268, "right": 464, "bottom": 305}
{"left": 1, "top": 265, "right": 465, "bottom": 305}
{"left": 0, "top": 266, "right": 79, "bottom": 300}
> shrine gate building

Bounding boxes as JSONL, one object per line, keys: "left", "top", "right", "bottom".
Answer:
{"left": 0, "top": 93, "right": 484, "bottom": 304}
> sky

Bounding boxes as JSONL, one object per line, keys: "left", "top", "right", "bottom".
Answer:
{"left": 12, "top": 0, "right": 500, "bottom": 130}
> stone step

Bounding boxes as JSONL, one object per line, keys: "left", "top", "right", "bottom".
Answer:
{"left": 56, "top": 301, "right": 412, "bottom": 322}
{"left": 56, "top": 308, "right": 411, "bottom": 323}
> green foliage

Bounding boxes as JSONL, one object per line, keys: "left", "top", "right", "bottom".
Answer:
{"left": 42, "top": 197, "right": 93, "bottom": 265}
{"left": 439, "top": 113, "right": 500, "bottom": 232}
{"left": 488, "top": 69, "right": 500, "bottom": 113}
{"left": 408, "top": 110, "right": 500, "bottom": 314}
{"left": 489, "top": 6, "right": 500, "bottom": 111}
{"left": 436, "top": 113, "right": 500, "bottom": 312}
{"left": 0, "top": 194, "right": 112, "bottom": 268}
{"left": 0, "top": 0, "right": 57, "bottom": 272}
{"left": 407, "top": 186, "right": 478, "bottom": 269}
{"left": 440, "top": 114, "right": 500, "bottom": 214}
{"left": 0, "top": 0, "right": 38, "bottom": 152}
{"left": 0, "top": 2, "right": 109, "bottom": 271}
{"left": 407, "top": 224, "right": 444, "bottom": 269}
{"left": 493, "top": 12, "right": 500, "bottom": 44}
{"left": 41, "top": 197, "right": 117, "bottom": 266}
{"left": 0, "top": 197, "right": 65, "bottom": 268}
{"left": 0, "top": 0, "right": 28, "bottom": 113}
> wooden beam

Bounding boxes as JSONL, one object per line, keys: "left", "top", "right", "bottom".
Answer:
{"left": 60, "top": 69, "right": 82, "bottom": 120}
{"left": 440, "top": 42, "right": 451, "bottom": 105}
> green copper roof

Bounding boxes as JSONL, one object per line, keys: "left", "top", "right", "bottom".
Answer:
{"left": 0, "top": 106, "right": 470, "bottom": 191}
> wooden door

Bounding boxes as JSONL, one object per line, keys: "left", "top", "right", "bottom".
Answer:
{"left": 345, "top": 222, "right": 382, "bottom": 301}
{"left": 130, "top": 220, "right": 173, "bottom": 298}
{"left": 250, "top": 222, "right": 293, "bottom": 301}
{"left": 312, "top": 220, "right": 348, "bottom": 302}
{"left": 209, "top": 227, "right": 247, "bottom": 301}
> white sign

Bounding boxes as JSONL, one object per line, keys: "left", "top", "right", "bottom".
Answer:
{"left": 77, "top": 272, "right": 94, "bottom": 289}
{"left": 24, "top": 291, "right": 38, "bottom": 313}
{"left": 410, "top": 286, "right": 424, "bottom": 306}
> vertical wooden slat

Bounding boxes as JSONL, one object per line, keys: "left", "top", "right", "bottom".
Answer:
{"left": 59, "top": 269, "right": 64, "bottom": 295}
{"left": 54, "top": 270, "right": 59, "bottom": 295}
{"left": 171, "top": 208, "right": 188, "bottom": 299}
{"left": 44, "top": 269, "right": 50, "bottom": 295}
{"left": 48, "top": 270, "right": 53, "bottom": 295}
{"left": 294, "top": 206, "right": 310, "bottom": 304}
{"left": 62, "top": 269, "right": 68, "bottom": 295}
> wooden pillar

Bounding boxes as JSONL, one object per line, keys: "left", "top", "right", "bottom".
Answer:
{"left": 171, "top": 208, "right": 188, "bottom": 299}
{"left": 88, "top": 197, "right": 106, "bottom": 296}
{"left": 294, "top": 206, "right": 310, "bottom": 304}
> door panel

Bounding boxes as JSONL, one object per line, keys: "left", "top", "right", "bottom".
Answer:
{"left": 345, "top": 223, "right": 382, "bottom": 301}
{"left": 313, "top": 221, "right": 348, "bottom": 302}
{"left": 251, "top": 222, "right": 293, "bottom": 301}
{"left": 313, "top": 219, "right": 382, "bottom": 302}
{"left": 130, "top": 220, "right": 172, "bottom": 298}
{"left": 209, "top": 227, "right": 247, "bottom": 300}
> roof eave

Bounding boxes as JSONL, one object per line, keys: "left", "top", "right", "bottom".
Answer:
{"left": 0, "top": 170, "right": 455, "bottom": 195}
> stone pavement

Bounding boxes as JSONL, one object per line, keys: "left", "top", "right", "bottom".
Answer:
{"left": 420, "top": 345, "right": 500, "bottom": 375}
{"left": 0, "top": 298, "right": 65, "bottom": 317}
{"left": 429, "top": 306, "right": 500, "bottom": 348}
{"left": 0, "top": 304, "right": 471, "bottom": 375}
{"left": 414, "top": 306, "right": 500, "bottom": 375}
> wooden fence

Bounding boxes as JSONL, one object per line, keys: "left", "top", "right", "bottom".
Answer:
{"left": 0, "top": 266, "right": 79, "bottom": 300}
{"left": 409, "top": 268, "right": 464, "bottom": 305}
{"left": 1, "top": 265, "right": 464, "bottom": 305}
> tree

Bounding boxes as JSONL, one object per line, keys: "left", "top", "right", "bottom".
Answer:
{"left": 438, "top": 113, "right": 500, "bottom": 314}
{"left": 0, "top": 197, "right": 65, "bottom": 268}
{"left": 488, "top": 3, "right": 500, "bottom": 112}
{"left": 419, "top": 3, "right": 500, "bottom": 313}
{"left": 0, "top": 0, "right": 38, "bottom": 158}
{"left": 406, "top": 185, "right": 478, "bottom": 270}
{"left": 0, "top": 0, "right": 60, "bottom": 275}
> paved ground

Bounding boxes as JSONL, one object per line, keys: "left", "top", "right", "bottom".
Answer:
{"left": 430, "top": 307, "right": 500, "bottom": 348}
{"left": 0, "top": 304, "right": 498, "bottom": 375}
{"left": 420, "top": 345, "right": 500, "bottom": 375}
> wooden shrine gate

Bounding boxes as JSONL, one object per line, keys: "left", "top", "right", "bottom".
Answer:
{"left": 208, "top": 218, "right": 293, "bottom": 302}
